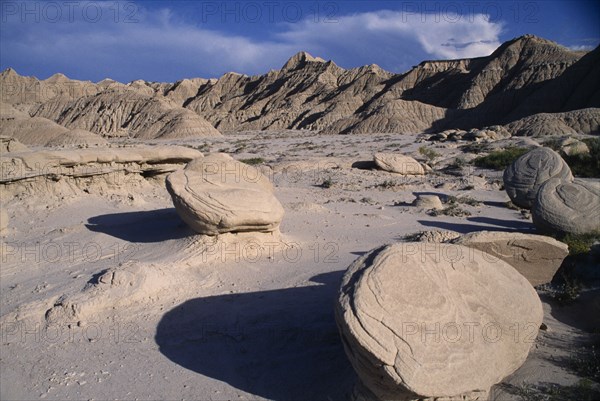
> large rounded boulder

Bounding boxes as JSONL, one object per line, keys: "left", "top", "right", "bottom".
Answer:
{"left": 532, "top": 178, "right": 600, "bottom": 235}
{"left": 503, "top": 147, "right": 572, "bottom": 208}
{"left": 166, "top": 153, "right": 284, "bottom": 235}
{"left": 335, "top": 243, "right": 543, "bottom": 400}
{"left": 374, "top": 153, "right": 425, "bottom": 175}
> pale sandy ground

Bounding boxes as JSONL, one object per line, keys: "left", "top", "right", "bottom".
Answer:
{"left": 1, "top": 131, "right": 598, "bottom": 400}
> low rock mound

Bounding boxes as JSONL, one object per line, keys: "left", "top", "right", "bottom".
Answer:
{"left": 557, "top": 137, "right": 589, "bottom": 156}
{"left": 0, "top": 102, "right": 29, "bottom": 120}
{"left": 532, "top": 178, "right": 600, "bottom": 235}
{"left": 336, "top": 243, "right": 542, "bottom": 401}
{"left": 0, "top": 116, "right": 69, "bottom": 145}
{"left": 505, "top": 109, "right": 600, "bottom": 137}
{"left": 166, "top": 153, "right": 284, "bottom": 235}
{"left": 454, "top": 231, "right": 568, "bottom": 286}
{"left": 0, "top": 136, "right": 28, "bottom": 153}
{"left": 374, "top": 153, "right": 424, "bottom": 175}
{"left": 45, "top": 128, "right": 108, "bottom": 147}
{"left": 503, "top": 147, "right": 572, "bottom": 208}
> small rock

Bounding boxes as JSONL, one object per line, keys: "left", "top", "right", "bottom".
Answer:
{"left": 413, "top": 194, "right": 443, "bottom": 210}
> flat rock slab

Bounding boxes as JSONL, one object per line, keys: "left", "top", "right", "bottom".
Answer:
{"left": 0, "top": 146, "right": 204, "bottom": 183}
{"left": 503, "top": 147, "right": 572, "bottom": 208}
{"left": 166, "top": 153, "right": 284, "bottom": 235}
{"left": 374, "top": 153, "right": 424, "bottom": 175}
{"left": 336, "top": 243, "right": 542, "bottom": 401}
{"left": 532, "top": 178, "right": 600, "bottom": 235}
{"left": 454, "top": 231, "right": 568, "bottom": 286}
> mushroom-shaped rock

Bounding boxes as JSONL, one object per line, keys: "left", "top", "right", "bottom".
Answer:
{"left": 454, "top": 231, "right": 568, "bottom": 286}
{"left": 335, "top": 243, "right": 542, "bottom": 401}
{"left": 532, "top": 178, "right": 600, "bottom": 235}
{"left": 503, "top": 147, "right": 572, "bottom": 208}
{"left": 374, "top": 153, "right": 424, "bottom": 175}
{"left": 166, "top": 153, "right": 284, "bottom": 235}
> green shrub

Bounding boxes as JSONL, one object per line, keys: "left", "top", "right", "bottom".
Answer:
{"left": 559, "top": 231, "right": 600, "bottom": 256}
{"left": 563, "top": 138, "right": 600, "bottom": 178}
{"left": 514, "top": 379, "right": 600, "bottom": 401}
{"left": 446, "top": 195, "right": 482, "bottom": 206}
{"left": 374, "top": 180, "right": 396, "bottom": 189}
{"left": 418, "top": 146, "right": 441, "bottom": 163}
{"left": 460, "top": 142, "right": 491, "bottom": 154}
{"left": 473, "top": 147, "right": 529, "bottom": 170}
{"left": 504, "top": 200, "right": 521, "bottom": 210}
{"left": 428, "top": 204, "right": 471, "bottom": 217}
{"left": 541, "top": 137, "right": 563, "bottom": 152}
{"left": 239, "top": 157, "right": 265, "bottom": 165}
{"left": 320, "top": 177, "right": 334, "bottom": 188}
{"left": 191, "top": 143, "right": 210, "bottom": 152}
{"left": 553, "top": 278, "right": 582, "bottom": 304}
{"left": 451, "top": 157, "right": 467, "bottom": 168}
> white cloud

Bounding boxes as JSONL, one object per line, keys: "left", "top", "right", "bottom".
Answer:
{"left": 279, "top": 10, "right": 502, "bottom": 62}
{"left": 567, "top": 44, "right": 595, "bottom": 51}
{"left": 0, "top": 2, "right": 503, "bottom": 82}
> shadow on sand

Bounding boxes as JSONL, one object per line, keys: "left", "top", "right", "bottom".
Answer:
{"left": 155, "top": 271, "right": 356, "bottom": 401}
{"left": 351, "top": 160, "right": 378, "bottom": 170}
{"left": 85, "top": 208, "right": 195, "bottom": 243}
{"left": 418, "top": 216, "right": 536, "bottom": 234}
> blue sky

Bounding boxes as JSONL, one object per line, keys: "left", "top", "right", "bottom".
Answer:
{"left": 1, "top": 0, "right": 599, "bottom": 82}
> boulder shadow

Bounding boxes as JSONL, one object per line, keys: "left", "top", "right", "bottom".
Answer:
{"left": 482, "top": 200, "right": 511, "bottom": 208}
{"left": 86, "top": 208, "right": 195, "bottom": 243}
{"left": 155, "top": 271, "right": 356, "bottom": 401}
{"left": 543, "top": 289, "right": 600, "bottom": 333}
{"left": 417, "top": 220, "right": 501, "bottom": 234}
{"left": 351, "top": 160, "right": 378, "bottom": 170}
{"left": 418, "top": 215, "right": 536, "bottom": 234}
{"left": 467, "top": 216, "right": 536, "bottom": 231}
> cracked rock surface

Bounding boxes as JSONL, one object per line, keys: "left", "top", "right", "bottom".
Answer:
{"left": 335, "top": 242, "right": 543, "bottom": 400}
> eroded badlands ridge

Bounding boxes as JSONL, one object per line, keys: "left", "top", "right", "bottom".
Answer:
{"left": 1, "top": 35, "right": 598, "bottom": 141}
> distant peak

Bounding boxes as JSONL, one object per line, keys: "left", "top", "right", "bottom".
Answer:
{"left": 220, "top": 71, "right": 247, "bottom": 79}
{"left": 1, "top": 67, "right": 19, "bottom": 77}
{"left": 45, "top": 73, "right": 69, "bottom": 82}
{"left": 508, "top": 34, "right": 558, "bottom": 47}
{"left": 97, "top": 78, "right": 117, "bottom": 85}
{"left": 282, "top": 51, "right": 325, "bottom": 70}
